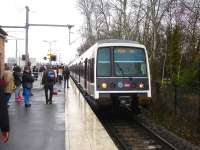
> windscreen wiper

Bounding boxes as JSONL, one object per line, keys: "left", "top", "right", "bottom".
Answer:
{"left": 115, "top": 63, "right": 125, "bottom": 76}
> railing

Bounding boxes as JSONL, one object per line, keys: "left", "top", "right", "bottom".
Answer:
{"left": 150, "top": 81, "right": 200, "bottom": 134}
{"left": 32, "top": 71, "right": 43, "bottom": 89}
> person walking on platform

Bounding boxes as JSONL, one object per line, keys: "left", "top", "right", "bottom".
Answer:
{"left": 42, "top": 66, "right": 56, "bottom": 104}
{"left": 13, "top": 65, "right": 23, "bottom": 102}
{"left": 0, "top": 81, "right": 9, "bottom": 143}
{"left": 22, "top": 67, "right": 34, "bottom": 107}
{"left": 63, "top": 66, "right": 70, "bottom": 89}
{"left": 58, "top": 67, "right": 63, "bottom": 84}
{"left": 3, "top": 64, "right": 15, "bottom": 106}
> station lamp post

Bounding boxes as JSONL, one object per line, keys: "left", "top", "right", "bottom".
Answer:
{"left": 43, "top": 40, "right": 57, "bottom": 54}
{"left": 6, "top": 37, "right": 24, "bottom": 66}
{"left": 1, "top": 6, "right": 74, "bottom": 66}
{"left": 43, "top": 40, "right": 57, "bottom": 64}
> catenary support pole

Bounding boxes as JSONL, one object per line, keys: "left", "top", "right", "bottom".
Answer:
{"left": 25, "top": 6, "right": 29, "bottom": 66}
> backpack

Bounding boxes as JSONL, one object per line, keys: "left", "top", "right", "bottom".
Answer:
{"left": 47, "top": 70, "right": 55, "bottom": 81}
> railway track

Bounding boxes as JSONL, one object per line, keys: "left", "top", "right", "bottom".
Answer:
{"left": 71, "top": 77, "right": 179, "bottom": 150}
{"left": 97, "top": 108, "right": 178, "bottom": 150}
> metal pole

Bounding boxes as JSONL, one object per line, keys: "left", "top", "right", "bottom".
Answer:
{"left": 2, "top": 7, "right": 74, "bottom": 64}
{"left": 67, "top": 25, "right": 74, "bottom": 45}
{"left": 15, "top": 40, "right": 18, "bottom": 64}
{"left": 161, "top": 54, "right": 166, "bottom": 84}
{"left": 49, "top": 42, "right": 52, "bottom": 65}
{"left": 69, "top": 28, "right": 70, "bottom": 45}
{"left": 25, "top": 6, "right": 29, "bottom": 66}
{"left": 19, "top": 47, "right": 21, "bottom": 66}
{"left": 29, "top": 24, "right": 72, "bottom": 27}
{"left": 0, "top": 26, "right": 25, "bottom": 28}
{"left": 198, "top": 62, "right": 200, "bottom": 126}
{"left": 59, "top": 53, "right": 61, "bottom": 64}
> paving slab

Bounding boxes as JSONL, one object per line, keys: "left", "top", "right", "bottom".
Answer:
{"left": 0, "top": 84, "right": 65, "bottom": 150}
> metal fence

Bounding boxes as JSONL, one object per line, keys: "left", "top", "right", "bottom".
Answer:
{"left": 151, "top": 81, "right": 200, "bottom": 121}
{"left": 32, "top": 71, "right": 43, "bottom": 89}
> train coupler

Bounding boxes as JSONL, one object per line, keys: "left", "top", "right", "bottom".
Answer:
{"left": 118, "top": 96, "right": 132, "bottom": 107}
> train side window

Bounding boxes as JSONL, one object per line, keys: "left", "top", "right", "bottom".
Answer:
{"left": 97, "top": 47, "right": 111, "bottom": 76}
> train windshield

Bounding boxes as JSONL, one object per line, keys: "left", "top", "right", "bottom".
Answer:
{"left": 114, "top": 47, "right": 147, "bottom": 77}
{"left": 97, "top": 47, "right": 111, "bottom": 76}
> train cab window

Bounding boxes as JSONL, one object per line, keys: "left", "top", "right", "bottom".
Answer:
{"left": 97, "top": 47, "right": 111, "bottom": 76}
{"left": 114, "top": 47, "right": 147, "bottom": 77}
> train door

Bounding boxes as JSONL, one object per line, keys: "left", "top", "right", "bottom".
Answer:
{"left": 78, "top": 62, "right": 81, "bottom": 83}
{"left": 91, "top": 58, "right": 94, "bottom": 83}
{"left": 84, "top": 58, "right": 88, "bottom": 89}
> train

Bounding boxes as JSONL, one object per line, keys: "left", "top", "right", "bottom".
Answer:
{"left": 69, "top": 39, "right": 151, "bottom": 111}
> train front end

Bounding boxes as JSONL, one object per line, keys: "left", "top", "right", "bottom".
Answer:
{"left": 95, "top": 43, "right": 151, "bottom": 108}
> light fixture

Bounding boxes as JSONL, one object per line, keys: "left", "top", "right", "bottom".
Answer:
{"left": 101, "top": 83, "right": 108, "bottom": 89}
{"left": 139, "top": 82, "right": 144, "bottom": 89}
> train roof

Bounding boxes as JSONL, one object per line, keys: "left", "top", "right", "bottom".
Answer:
{"left": 96, "top": 39, "right": 140, "bottom": 45}
{"left": 69, "top": 39, "right": 145, "bottom": 66}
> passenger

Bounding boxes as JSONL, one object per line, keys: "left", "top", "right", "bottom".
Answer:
{"left": 3, "top": 64, "right": 15, "bottom": 105}
{"left": 42, "top": 66, "right": 56, "bottom": 104}
{"left": 53, "top": 67, "right": 58, "bottom": 83}
{"left": 58, "top": 67, "right": 63, "bottom": 84}
{"left": 22, "top": 67, "right": 34, "bottom": 107}
{"left": 0, "top": 80, "right": 9, "bottom": 143}
{"left": 13, "top": 65, "right": 23, "bottom": 102}
{"left": 63, "top": 66, "right": 70, "bottom": 89}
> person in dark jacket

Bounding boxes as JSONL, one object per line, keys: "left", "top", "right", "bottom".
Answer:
{"left": 42, "top": 66, "right": 56, "bottom": 104}
{"left": 0, "top": 79, "right": 9, "bottom": 143}
{"left": 13, "top": 66, "right": 23, "bottom": 102}
{"left": 22, "top": 67, "right": 34, "bottom": 107}
{"left": 63, "top": 66, "right": 70, "bottom": 89}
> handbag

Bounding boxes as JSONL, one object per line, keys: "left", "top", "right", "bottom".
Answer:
{"left": 10, "top": 80, "right": 16, "bottom": 92}
{"left": 12, "top": 84, "right": 16, "bottom": 91}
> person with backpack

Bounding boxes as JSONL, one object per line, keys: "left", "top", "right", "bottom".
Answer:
{"left": 42, "top": 66, "right": 56, "bottom": 104}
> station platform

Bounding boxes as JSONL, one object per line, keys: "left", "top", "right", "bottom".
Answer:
{"left": 0, "top": 79, "right": 117, "bottom": 150}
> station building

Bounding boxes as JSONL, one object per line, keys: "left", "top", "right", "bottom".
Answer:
{"left": 0, "top": 28, "right": 7, "bottom": 77}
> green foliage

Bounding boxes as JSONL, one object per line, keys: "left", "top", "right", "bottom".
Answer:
{"left": 174, "top": 53, "right": 200, "bottom": 87}
{"left": 171, "top": 25, "right": 181, "bottom": 72}
{"left": 166, "top": 25, "right": 182, "bottom": 85}
{"left": 176, "top": 68, "right": 196, "bottom": 86}
{"left": 192, "top": 54, "right": 200, "bottom": 82}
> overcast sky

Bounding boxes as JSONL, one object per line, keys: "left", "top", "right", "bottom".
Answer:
{"left": 0, "top": 0, "right": 83, "bottom": 64}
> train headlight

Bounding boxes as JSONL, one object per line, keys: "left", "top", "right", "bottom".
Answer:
{"left": 139, "top": 82, "right": 144, "bottom": 89}
{"left": 101, "top": 83, "right": 108, "bottom": 89}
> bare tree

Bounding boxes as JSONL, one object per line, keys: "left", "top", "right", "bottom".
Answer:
{"left": 77, "top": 0, "right": 200, "bottom": 80}
{"left": 95, "top": 0, "right": 112, "bottom": 38}
{"left": 78, "top": 0, "right": 95, "bottom": 40}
